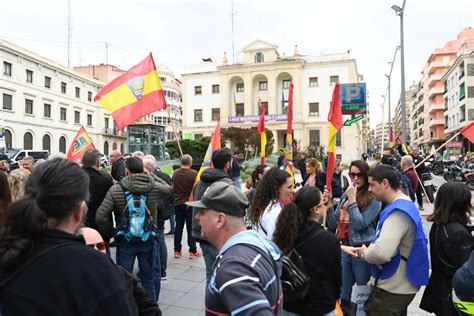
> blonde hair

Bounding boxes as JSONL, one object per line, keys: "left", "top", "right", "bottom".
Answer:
{"left": 8, "top": 168, "right": 31, "bottom": 201}
{"left": 306, "top": 158, "right": 322, "bottom": 175}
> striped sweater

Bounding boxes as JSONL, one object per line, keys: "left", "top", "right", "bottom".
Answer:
{"left": 205, "top": 230, "right": 283, "bottom": 316}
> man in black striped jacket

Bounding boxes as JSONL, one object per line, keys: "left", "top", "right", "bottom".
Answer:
{"left": 188, "top": 181, "right": 283, "bottom": 316}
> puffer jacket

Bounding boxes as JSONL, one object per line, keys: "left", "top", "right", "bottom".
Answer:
{"left": 95, "top": 173, "right": 173, "bottom": 241}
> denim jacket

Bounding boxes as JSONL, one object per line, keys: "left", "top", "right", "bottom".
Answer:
{"left": 327, "top": 192, "right": 381, "bottom": 246}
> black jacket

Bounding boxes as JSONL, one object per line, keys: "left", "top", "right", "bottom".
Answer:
{"left": 453, "top": 249, "right": 474, "bottom": 302}
{"left": 302, "top": 172, "right": 342, "bottom": 198}
{"left": 153, "top": 170, "right": 173, "bottom": 229}
{"left": 112, "top": 157, "right": 126, "bottom": 182}
{"left": 83, "top": 166, "right": 114, "bottom": 230}
{"left": 191, "top": 168, "right": 233, "bottom": 240}
{"left": 284, "top": 222, "right": 342, "bottom": 315}
{"left": 0, "top": 229, "right": 135, "bottom": 316}
{"left": 420, "top": 222, "right": 473, "bottom": 315}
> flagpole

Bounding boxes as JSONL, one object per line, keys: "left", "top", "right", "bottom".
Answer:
{"left": 166, "top": 106, "right": 184, "bottom": 157}
{"left": 415, "top": 131, "right": 461, "bottom": 169}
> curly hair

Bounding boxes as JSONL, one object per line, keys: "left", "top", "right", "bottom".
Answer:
{"left": 0, "top": 171, "right": 12, "bottom": 227}
{"left": 349, "top": 160, "right": 374, "bottom": 210}
{"left": 250, "top": 167, "right": 291, "bottom": 225}
{"left": 251, "top": 164, "right": 267, "bottom": 188}
{"left": 8, "top": 168, "right": 30, "bottom": 201}
{"left": 273, "top": 186, "right": 322, "bottom": 254}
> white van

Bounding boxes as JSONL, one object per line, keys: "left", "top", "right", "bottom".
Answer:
{"left": 6, "top": 148, "right": 49, "bottom": 168}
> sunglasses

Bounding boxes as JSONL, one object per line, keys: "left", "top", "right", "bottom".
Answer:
{"left": 349, "top": 172, "right": 364, "bottom": 179}
{"left": 87, "top": 241, "right": 106, "bottom": 251}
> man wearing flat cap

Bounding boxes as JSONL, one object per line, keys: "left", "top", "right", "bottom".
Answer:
{"left": 187, "top": 181, "right": 283, "bottom": 316}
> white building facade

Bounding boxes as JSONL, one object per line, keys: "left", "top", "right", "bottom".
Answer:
{"left": 1, "top": 39, "right": 126, "bottom": 156}
{"left": 182, "top": 40, "right": 366, "bottom": 163}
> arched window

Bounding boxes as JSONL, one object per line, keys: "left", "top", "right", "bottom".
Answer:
{"left": 254, "top": 52, "right": 264, "bottom": 63}
{"left": 104, "top": 141, "right": 109, "bottom": 156}
{"left": 4, "top": 129, "right": 12, "bottom": 149}
{"left": 113, "top": 142, "right": 117, "bottom": 150}
{"left": 42, "top": 134, "right": 51, "bottom": 152}
{"left": 23, "top": 132, "right": 33, "bottom": 150}
{"left": 59, "top": 136, "right": 67, "bottom": 153}
{"left": 120, "top": 143, "right": 124, "bottom": 154}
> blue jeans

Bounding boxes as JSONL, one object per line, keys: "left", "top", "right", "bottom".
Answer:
{"left": 341, "top": 251, "right": 371, "bottom": 302}
{"left": 156, "top": 228, "right": 167, "bottom": 277}
{"left": 169, "top": 207, "right": 175, "bottom": 232}
{"left": 174, "top": 204, "right": 197, "bottom": 253}
{"left": 201, "top": 242, "right": 218, "bottom": 285}
{"left": 282, "top": 310, "right": 335, "bottom": 316}
{"left": 233, "top": 177, "right": 242, "bottom": 190}
{"left": 117, "top": 237, "right": 156, "bottom": 301}
{"left": 153, "top": 238, "right": 161, "bottom": 301}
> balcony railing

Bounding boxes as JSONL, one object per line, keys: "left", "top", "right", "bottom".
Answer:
{"left": 103, "top": 128, "right": 127, "bottom": 137}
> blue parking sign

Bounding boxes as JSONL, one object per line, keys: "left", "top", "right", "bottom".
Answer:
{"left": 340, "top": 83, "right": 367, "bottom": 115}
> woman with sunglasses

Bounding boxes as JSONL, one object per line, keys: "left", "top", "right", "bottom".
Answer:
{"left": 274, "top": 186, "right": 341, "bottom": 316}
{"left": 326, "top": 160, "right": 381, "bottom": 312}
{"left": 250, "top": 167, "right": 292, "bottom": 241}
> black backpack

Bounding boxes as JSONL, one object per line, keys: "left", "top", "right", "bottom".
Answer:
{"left": 281, "top": 227, "right": 326, "bottom": 303}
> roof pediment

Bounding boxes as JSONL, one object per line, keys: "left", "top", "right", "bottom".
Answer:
{"left": 242, "top": 39, "right": 279, "bottom": 52}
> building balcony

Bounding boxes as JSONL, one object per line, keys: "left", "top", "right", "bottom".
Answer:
{"left": 427, "top": 73, "right": 443, "bottom": 88}
{"left": 427, "top": 103, "right": 445, "bottom": 114}
{"left": 427, "top": 118, "right": 444, "bottom": 128}
{"left": 427, "top": 61, "right": 448, "bottom": 75}
{"left": 427, "top": 86, "right": 445, "bottom": 98}
{"left": 103, "top": 128, "right": 127, "bottom": 138}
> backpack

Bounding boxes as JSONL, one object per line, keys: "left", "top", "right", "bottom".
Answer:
{"left": 281, "top": 227, "right": 326, "bottom": 303}
{"left": 116, "top": 185, "right": 156, "bottom": 242}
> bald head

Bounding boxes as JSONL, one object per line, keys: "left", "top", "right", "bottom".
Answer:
{"left": 109, "top": 150, "right": 122, "bottom": 164}
{"left": 78, "top": 227, "right": 106, "bottom": 254}
{"left": 143, "top": 157, "right": 156, "bottom": 174}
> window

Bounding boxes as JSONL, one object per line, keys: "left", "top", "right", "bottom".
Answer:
{"left": 261, "top": 102, "right": 269, "bottom": 115}
{"left": 309, "top": 77, "right": 319, "bottom": 87}
{"left": 3, "top": 62, "right": 12, "bottom": 76}
{"left": 59, "top": 136, "right": 67, "bottom": 153}
{"left": 212, "top": 108, "right": 220, "bottom": 121}
{"left": 104, "top": 117, "right": 109, "bottom": 128}
{"left": 309, "top": 102, "right": 319, "bottom": 116}
{"left": 4, "top": 129, "right": 12, "bottom": 149}
{"left": 44, "top": 76, "right": 51, "bottom": 89}
{"left": 254, "top": 52, "right": 264, "bottom": 63}
{"left": 23, "top": 132, "right": 33, "bottom": 150}
{"left": 194, "top": 86, "right": 202, "bottom": 95}
{"left": 44, "top": 103, "right": 51, "bottom": 118}
{"left": 283, "top": 80, "right": 291, "bottom": 89}
{"left": 87, "top": 114, "right": 92, "bottom": 126}
{"left": 259, "top": 81, "right": 268, "bottom": 91}
{"left": 194, "top": 109, "right": 203, "bottom": 122}
{"left": 212, "top": 85, "right": 220, "bottom": 93}
{"left": 330, "top": 75, "right": 339, "bottom": 85}
{"left": 309, "top": 130, "right": 321, "bottom": 147}
{"left": 3, "top": 93, "right": 12, "bottom": 110}
{"left": 236, "top": 83, "right": 244, "bottom": 92}
{"left": 26, "top": 70, "right": 33, "bottom": 83}
{"left": 42, "top": 134, "right": 51, "bottom": 152}
{"left": 61, "top": 82, "right": 67, "bottom": 94}
{"left": 194, "top": 134, "right": 203, "bottom": 139}
{"left": 120, "top": 143, "right": 125, "bottom": 154}
{"left": 113, "top": 142, "right": 117, "bottom": 150}
{"left": 236, "top": 103, "right": 244, "bottom": 116}
{"left": 60, "top": 107, "right": 67, "bottom": 121}
{"left": 103, "top": 141, "right": 109, "bottom": 156}
{"left": 336, "top": 131, "right": 342, "bottom": 147}
{"left": 25, "top": 99, "right": 33, "bottom": 114}
{"left": 74, "top": 111, "right": 80, "bottom": 124}
{"left": 75, "top": 87, "right": 80, "bottom": 98}
{"left": 88, "top": 91, "right": 92, "bottom": 102}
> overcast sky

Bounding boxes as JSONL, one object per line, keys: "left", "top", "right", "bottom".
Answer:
{"left": 1, "top": 0, "right": 473, "bottom": 129}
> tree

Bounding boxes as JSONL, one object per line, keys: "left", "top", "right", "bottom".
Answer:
{"left": 221, "top": 126, "right": 274, "bottom": 159}
{"left": 165, "top": 137, "right": 213, "bottom": 160}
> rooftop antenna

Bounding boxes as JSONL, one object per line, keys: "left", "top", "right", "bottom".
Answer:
{"left": 67, "top": 0, "right": 72, "bottom": 68}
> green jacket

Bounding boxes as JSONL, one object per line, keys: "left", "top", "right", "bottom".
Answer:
{"left": 95, "top": 173, "right": 173, "bottom": 241}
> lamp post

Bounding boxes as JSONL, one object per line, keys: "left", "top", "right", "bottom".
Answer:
{"left": 392, "top": 0, "right": 407, "bottom": 143}
{"left": 386, "top": 46, "right": 400, "bottom": 145}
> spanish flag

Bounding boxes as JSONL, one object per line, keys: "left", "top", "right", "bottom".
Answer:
{"left": 94, "top": 53, "right": 167, "bottom": 130}
{"left": 396, "top": 133, "right": 409, "bottom": 155}
{"left": 326, "top": 82, "right": 343, "bottom": 191}
{"left": 257, "top": 97, "right": 266, "bottom": 165}
{"left": 66, "top": 126, "right": 95, "bottom": 162}
{"left": 283, "top": 83, "right": 294, "bottom": 182}
{"left": 195, "top": 118, "right": 221, "bottom": 183}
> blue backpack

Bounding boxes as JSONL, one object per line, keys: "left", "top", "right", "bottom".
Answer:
{"left": 116, "top": 186, "right": 156, "bottom": 242}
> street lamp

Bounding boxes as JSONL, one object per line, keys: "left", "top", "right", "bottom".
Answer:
{"left": 392, "top": 0, "right": 407, "bottom": 143}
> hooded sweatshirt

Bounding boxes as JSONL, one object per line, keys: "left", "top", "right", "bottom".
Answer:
{"left": 205, "top": 230, "right": 283, "bottom": 316}
{"left": 95, "top": 173, "right": 173, "bottom": 241}
{"left": 191, "top": 168, "right": 233, "bottom": 240}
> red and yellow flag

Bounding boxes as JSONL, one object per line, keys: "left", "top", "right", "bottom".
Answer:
{"left": 94, "top": 53, "right": 167, "bottom": 130}
{"left": 389, "top": 126, "right": 395, "bottom": 148}
{"left": 326, "top": 82, "right": 343, "bottom": 191}
{"left": 195, "top": 118, "right": 221, "bottom": 183}
{"left": 283, "top": 83, "right": 294, "bottom": 181}
{"left": 257, "top": 97, "right": 266, "bottom": 165}
{"left": 66, "top": 126, "right": 95, "bottom": 162}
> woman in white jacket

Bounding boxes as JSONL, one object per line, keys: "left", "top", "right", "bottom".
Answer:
{"left": 249, "top": 167, "right": 293, "bottom": 240}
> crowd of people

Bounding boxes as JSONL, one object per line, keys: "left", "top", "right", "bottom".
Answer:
{"left": 0, "top": 144, "right": 473, "bottom": 316}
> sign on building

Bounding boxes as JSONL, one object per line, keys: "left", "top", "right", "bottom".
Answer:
{"left": 340, "top": 83, "right": 367, "bottom": 115}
